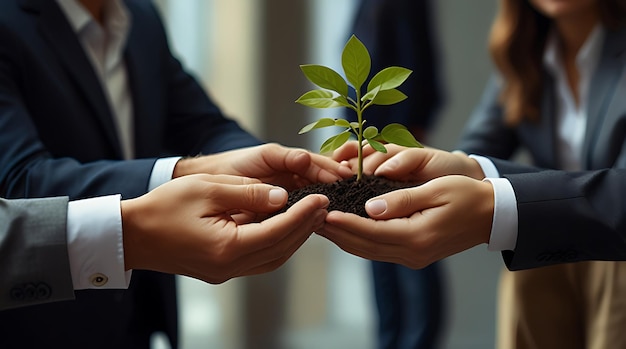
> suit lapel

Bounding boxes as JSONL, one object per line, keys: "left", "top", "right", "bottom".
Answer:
{"left": 582, "top": 26, "right": 626, "bottom": 168}
{"left": 21, "top": 0, "right": 123, "bottom": 157}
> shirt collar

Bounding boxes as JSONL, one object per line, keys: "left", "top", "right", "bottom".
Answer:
{"left": 55, "top": 0, "right": 92, "bottom": 33}
{"left": 55, "top": 0, "right": 130, "bottom": 38}
{"left": 543, "top": 24, "right": 605, "bottom": 77}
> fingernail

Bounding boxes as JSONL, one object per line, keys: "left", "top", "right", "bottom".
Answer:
{"left": 269, "top": 188, "right": 287, "bottom": 205}
{"left": 366, "top": 199, "right": 387, "bottom": 216}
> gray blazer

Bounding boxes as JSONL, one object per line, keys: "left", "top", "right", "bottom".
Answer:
{"left": 458, "top": 25, "right": 626, "bottom": 270}
{"left": 0, "top": 197, "right": 74, "bottom": 310}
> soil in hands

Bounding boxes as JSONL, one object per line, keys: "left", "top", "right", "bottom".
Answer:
{"left": 284, "top": 175, "right": 415, "bottom": 218}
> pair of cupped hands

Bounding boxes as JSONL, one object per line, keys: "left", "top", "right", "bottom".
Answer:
{"left": 122, "top": 142, "right": 494, "bottom": 285}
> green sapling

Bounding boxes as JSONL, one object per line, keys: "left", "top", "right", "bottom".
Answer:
{"left": 296, "top": 35, "right": 423, "bottom": 181}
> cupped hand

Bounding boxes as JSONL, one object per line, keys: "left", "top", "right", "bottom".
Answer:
{"left": 332, "top": 142, "right": 485, "bottom": 183}
{"left": 331, "top": 141, "right": 404, "bottom": 175}
{"left": 173, "top": 143, "right": 353, "bottom": 190}
{"left": 317, "top": 175, "right": 494, "bottom": 269}
{"left": 372, "top": 147, "right": 486, "bottom": 183}
{"left": 121, "top": 173, "right": 330, "bottom": 284}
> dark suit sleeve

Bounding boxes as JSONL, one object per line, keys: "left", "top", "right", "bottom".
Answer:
{"left": 0, "top": 197, "right": 75, "bottom": 310}
{"left": 0, "top": 1, "right": 260, "bottom": 201}
{"left": 489, "top": 158, "right": 626, "bottom": 270}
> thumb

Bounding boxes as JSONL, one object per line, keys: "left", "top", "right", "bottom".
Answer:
{"left": 206, "top": 183, "right": 289, "bottom": 214}
{"left": 364, "top": 184, "right": 433, "bottom": 219}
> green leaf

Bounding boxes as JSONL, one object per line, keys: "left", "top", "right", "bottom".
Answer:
{"left": 298, "top": 118, "right": 336, "bottom": 134}
{"left": 296, "top": 90, "right": 344, "bottom": 108}
{"left": 381, "top": 124, "right": 423, "bottom": 147}
{"left": 361, "top": 85, "right": 381, "bottom": 103}
{"left": 335, "top": 119, "right": 351, "bottom": 127}
{"left": 332, "top": 95, "right": 353, "bottom": 108}
{"left": 341, "top": 35, "right": 371, "bottom": 92}
{"left": 370, "top": 89, "right": 408, "bottom": 106}
{"left": 300, "top": 64, "right": 349, "bottom": 96}
{"left": 367, "top": 139, "right": 388, "bottom": 153}
{"left": 363, "top": 126, "right": 379, "bottom": 139}
{"left": 320, "top": 131, "right": 352, "bottom": 154}
{"left": 367, "top": 67, "right": 412, "bottom": 92}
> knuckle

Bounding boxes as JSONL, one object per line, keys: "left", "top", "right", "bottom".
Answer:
{"left": 263, "top": 143, "right": 281, "bottom": 153}
{"left": 244, "top": 184, "right": 263, "bottom": 206}
{"left": 396, "top": 190, "right": 415, "bottom": 211}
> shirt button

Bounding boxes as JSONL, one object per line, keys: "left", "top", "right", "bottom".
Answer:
{"left": 90, "top": 273, "right": 109, "bottom": 287}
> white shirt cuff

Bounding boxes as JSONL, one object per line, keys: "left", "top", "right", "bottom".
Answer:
{"left": 469, "top": 154, "right": 500, "bottom": 178}
{"left": 149, "top": 157, "right": 181, "bottom": 191}
{"left": 67, "top": 195, "right": 131, "bottom": 289}
{"left": 484, "top": 178, "right": 518, "bottom": 251}
{"left": 467, "top": 154, "right": 518, "bottom": 251}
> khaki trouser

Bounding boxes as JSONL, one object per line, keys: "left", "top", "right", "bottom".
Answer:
{"left": 497, "top": 261, "right": 626, "bottom": 349}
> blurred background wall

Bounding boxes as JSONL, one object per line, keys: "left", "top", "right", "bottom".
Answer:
{"left": 152, "top": 1, "right": 500, "bottom": 348}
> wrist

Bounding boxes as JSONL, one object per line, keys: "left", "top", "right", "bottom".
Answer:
{"left": 173, "top": 155, "right": 212, "bottom": 178}
{"left": 454, "top": 152, "right": 486, "bottom": 179}
{"left": 478, "top": 180, "right": 495, "bottom": 244}
{"left": 120, "top": 199, "right": 141, "bottom": 270}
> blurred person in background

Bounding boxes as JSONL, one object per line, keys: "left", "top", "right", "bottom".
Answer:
{"left": 347, "top": 0, "right": 446, "bottom": 348}
{"left": 455, "top": 0, "right": 626, "bottom": 348}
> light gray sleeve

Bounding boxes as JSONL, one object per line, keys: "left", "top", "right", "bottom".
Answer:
{"left": 0, "top": 197, "right": 75, "bottom": 310}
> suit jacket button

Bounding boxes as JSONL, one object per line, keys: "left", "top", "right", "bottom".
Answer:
{"left": 90, "top": 273, "right": 109, "bottom": 287}
{"left": 23, "top": 283, "right": 36, "bottom": 300}
{"left": 10, "top": 286, "right": 24, "bottom": 301}
{"left": 37, "top": 283, "right": 51, "bottom": 300}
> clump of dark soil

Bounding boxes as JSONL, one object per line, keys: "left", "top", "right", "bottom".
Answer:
{"left": 284, "top": 175, "right": 416, "bottom": 217}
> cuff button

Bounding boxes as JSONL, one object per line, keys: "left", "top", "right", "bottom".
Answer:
{"left": 90, "top": 273, "right": 109, "bottom": 287}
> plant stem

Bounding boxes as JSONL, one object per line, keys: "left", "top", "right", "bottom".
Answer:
{"left": 355, "top": 89, "right": 363, "bottom": 181}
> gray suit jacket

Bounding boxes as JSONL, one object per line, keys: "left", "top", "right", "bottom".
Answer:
{"left": 0, "top": 197, "right": 74, "bottom": 310}
{"left": 457, "top": 25, "right": 626, "bottom": 270}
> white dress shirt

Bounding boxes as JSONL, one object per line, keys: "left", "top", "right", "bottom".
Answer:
{"left": 480, "top": 25, "right": 604, "bottom": 252}
{"left": 56, "top": 0, "right": 181, "bottom": 289}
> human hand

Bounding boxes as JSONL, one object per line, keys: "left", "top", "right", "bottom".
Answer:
{"left": 173, "top": 143, "right": 353, "bottom": 191}
{"left": 317, "top": 175, "right": 494, "bottom": 268}
{"left": 121, "top": 174, "right": 329, "bottom": 284}
{"left": 332, "top": 142, "right": 485, "bottom": 183}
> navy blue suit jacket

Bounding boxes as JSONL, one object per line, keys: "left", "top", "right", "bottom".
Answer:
{"left": 348, "top": 0, "right": 443, "bottom": 133}
{"left": 0, "top": 0, "right": 259, "bottom": 347}
{"left": 458, "top": 25, "right": 626, "bottom": 270}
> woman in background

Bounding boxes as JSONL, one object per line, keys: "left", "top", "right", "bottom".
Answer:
{"left": 457, "top": 0, "right": 626, "bottom": 348}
